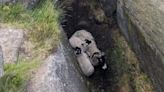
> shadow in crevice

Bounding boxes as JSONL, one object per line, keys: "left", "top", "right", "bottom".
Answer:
{"left": 60, "top": 0, "right": 118, "bottom": 92}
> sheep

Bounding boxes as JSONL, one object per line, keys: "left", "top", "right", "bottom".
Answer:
{"left": 72, "top": 30, "right": 107, "bottom": 70}
{"left": 76, "top": 52, "right": 95, "bottom": 76}
{"left": 69, "top": 33, "right": 95, "bottom": 76}
{"left": 72, "top": 30, "right": 100, "bottom": 56}
{"left": 69, "top": 30, "right": 107, "bottom": 71}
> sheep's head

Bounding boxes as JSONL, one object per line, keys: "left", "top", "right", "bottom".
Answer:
{"left": 92, "top": 52, "right": 107, "bottom": 70}
{"left": 91, "top": 52, "right": 104, "bottom": 65}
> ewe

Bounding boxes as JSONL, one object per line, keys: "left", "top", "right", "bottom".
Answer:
{"left": 69, "top": 36, "right": 87, "bottom": 55}
{"left": 72, "top": 30, "right": 107, "bottom": 70}
{"left": 69, "top": 36, "right": 94, "bottom": 76}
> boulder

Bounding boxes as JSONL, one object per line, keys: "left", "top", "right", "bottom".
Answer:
{"left": 117, "top": 0, "right": 164, "bottom": 92}
{"left": 0, "top": 26, "right": 24, "bottom": 64}
{"left": 0, "top": 46, "right": 4, "bottom": 77}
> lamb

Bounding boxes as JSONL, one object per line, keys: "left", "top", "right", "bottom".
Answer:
{"left": 76, "top": 52, "right": 95, "bottom": 76}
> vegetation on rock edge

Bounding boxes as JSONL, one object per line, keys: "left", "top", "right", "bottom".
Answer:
{"left": 0, "top": 0, "right": 61, "bottom": 92}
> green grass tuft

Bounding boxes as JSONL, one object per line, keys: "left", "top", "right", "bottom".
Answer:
{"left": 0, "top": 0, "right": 61, "bottom": 92}
{"left": 0, "top": 60, "right": 40, "bottom": 92}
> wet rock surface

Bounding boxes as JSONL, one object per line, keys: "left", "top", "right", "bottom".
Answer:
{"left": 0, "top": 46, "right": 3, "bottom": 77}
{"left": 117, "top": 0, "right": 164, "bottom": 91}
{"left": 0, "top": 26, "right": 24, "bottom": 64}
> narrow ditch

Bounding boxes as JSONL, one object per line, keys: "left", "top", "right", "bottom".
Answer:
{"left": 59, "top": 0, "right": 117, "bottom": 92}
{"left": 58, "top": 0, "right": 154, "bottom": 92}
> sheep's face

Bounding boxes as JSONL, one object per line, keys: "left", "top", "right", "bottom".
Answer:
{"left": 92, "top": 52, "right": 105, "bottom": 65}
{"left": 91, "top": 52, "right": 107, "bottom": 70}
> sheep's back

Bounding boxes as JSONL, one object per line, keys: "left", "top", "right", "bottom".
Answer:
{"left": 69, "top": 36, "right": 84, "bottom": 48}
{"left": 76, "top": 53, "right": 94, "bottom": 76}
{"left": 74, "top": 30, "right": 94, "bottom": 41}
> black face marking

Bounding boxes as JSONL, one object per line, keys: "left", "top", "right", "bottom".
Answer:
{"left": 85, "top": 39, "right": 92, "bottom": 44}
{"left": 74, "top": 47, "right": 81, "bottom": 55}
{"left": 97, "top": 55, "right": 107, "bottom": 69}
{"left": 100, "top": 55, "right": 105, "bottom": 62}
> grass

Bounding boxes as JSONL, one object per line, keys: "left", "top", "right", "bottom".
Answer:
{"left": 0, "top": 0, "right": 61, "bottom": 51}
{"left": 0, "top": 60, "right": 40, "bottom": 92}
{"left": 110, "top": 33, "right": 129, "bottom": 82}
{"left": 0, "top": 0, "right": 61, "bottom": 92}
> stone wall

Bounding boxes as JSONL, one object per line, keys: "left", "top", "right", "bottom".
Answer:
{"left": 117, "top": 0, "right": 164, "bottom": 92}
